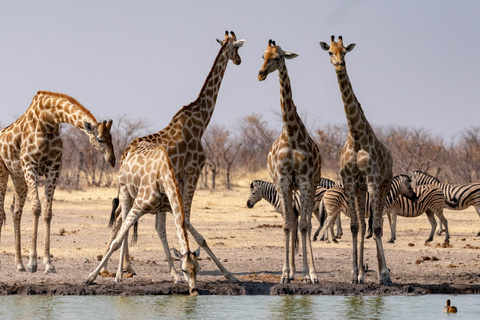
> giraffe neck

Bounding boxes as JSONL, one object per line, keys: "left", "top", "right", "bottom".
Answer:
{"left": 278, "top": 61, "right": 304, "bottom": 136}
{"left": 166, "top": 43, "right": 230, "bottom": 138}
{"left": 335, "top": 68, "right": 371, "bottom": 139}
{"left": 30, "top": 91, "right": 97, "bottom": 132}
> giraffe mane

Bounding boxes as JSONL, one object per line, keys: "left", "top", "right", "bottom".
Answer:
{"left": 35, "top": 91, "right": 97, "bottom": 122}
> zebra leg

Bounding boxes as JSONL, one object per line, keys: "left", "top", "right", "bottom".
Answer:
{"left": 435, "top": 212, "right": 450, "bottom": 243}
{"left": 335, "top": 214, "right": 343, "bottom": 239}
{"left": 475, "top": 206, "right": 480, "bottom": 236}
{"left": 388, "top": 211, "right": 396, "bottom": 243}
{"left": 312, "top": 200, "right": 325, "bottom": 241}
{"left": 425, "top": 210, "right": 437, "bottom": 243}
{"left": 436, "top": 216, "right": 445, "bottom": 235}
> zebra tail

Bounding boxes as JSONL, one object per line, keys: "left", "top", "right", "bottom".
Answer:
{"left": 445, "top": 198, "right": 458, "bottom": 209}
{"left": 319, "top": 200, "right": 326, "bottom": 227}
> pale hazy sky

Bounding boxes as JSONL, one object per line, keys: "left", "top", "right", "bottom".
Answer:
{"left": 1, "top": 1, "right": 479, "bottom": 141}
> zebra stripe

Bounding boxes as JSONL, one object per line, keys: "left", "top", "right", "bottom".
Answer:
{"left": 385, "top": 185, "right": 449, "bottom": 244}
{"left": 246, "top": 180, "right": 327, "bottom": 217}
{"left": 412, "top": 170, "right": 480, "bottom": 236}
{"left": 316, "top": 174, "right": 416, "bottom": 242}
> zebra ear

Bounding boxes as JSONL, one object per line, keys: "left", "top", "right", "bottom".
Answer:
{"left": 250, "top": 182, "right": 254, "bottom": 188}
{"left": 172, "top": 248, "right": 183, "bottom": 259}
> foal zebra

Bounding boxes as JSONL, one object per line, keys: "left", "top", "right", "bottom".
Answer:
{"left": 316, "top": 174, "right": 417, "bottom": 243}
{"left": 247, "top": 178, "right": 342, "bottom": 239}
{"left": 412, "top": 170, "right": 480, "bottom": 236}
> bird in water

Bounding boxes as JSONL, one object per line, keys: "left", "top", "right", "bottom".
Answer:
{"left": 443, "top": 299, "right": 457, "bottom": 313}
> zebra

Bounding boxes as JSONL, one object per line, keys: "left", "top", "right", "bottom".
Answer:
{"left": 412, "top": 170, "right": 480, "bottom": 236}
{"left": 384, "top": 184, "right": 456, "bottom": 244}
{"left": 246, "top": 178, "right": 342, "bottom": 239}
{"left": 316, "top": 174, "right": 418, "bottom": 243}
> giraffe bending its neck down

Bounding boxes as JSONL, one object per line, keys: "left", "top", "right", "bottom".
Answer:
{"left": 86, "top": 142, "right": 200, "bottom": 295}
{"left": 258, "top": 40, "right": 322, "bottom": 284}
{"left": 104, "top": 31, "right": 245, "bottom": 283}
{"left": 0, "top": 91, "right": 115, "bottom": 273}
{"left": 320, "top": 36, "right": 393, "bottom": 285}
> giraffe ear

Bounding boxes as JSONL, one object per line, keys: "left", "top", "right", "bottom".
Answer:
{"left": 233, "top": 39, "right": 246, "bottom": 48}
{"left": 216, "top": 38, "right": 223, "bottom": 45}
{"left": 83, "top": 121, "right": 95, "bottom": 134}
{"left": 319, "top": 42, "right": 330, "bottom": 51}
{"left": 193, "top": 247, "right": 201, "bottom": 258}
{"left": 172, "top": 248, "right": 182, "bottom": 259}
{"left": 345, "top": 43, "right": 356, "bottom": 52}
{"left": 284, "top": 52, "right": 298, "bottom": 60}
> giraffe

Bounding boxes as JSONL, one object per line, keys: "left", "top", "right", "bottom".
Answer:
{"left": 85, "top": 142, "right": 201, "bottom": 295}
{"left": 0, "top": 91, "right": 115, "bottom": 273}
{"left": 103, "top": 31, "right": 245, "bottom": 282}
{"left": 258, "top": 40, "right": 322, "bottom": 283}
{"left": 320, "top": 36, "right": 393, "bottom": 285}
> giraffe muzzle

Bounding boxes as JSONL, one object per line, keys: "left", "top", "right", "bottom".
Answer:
{"left": 258, "top": 70, "right": 268, "bottom": 81}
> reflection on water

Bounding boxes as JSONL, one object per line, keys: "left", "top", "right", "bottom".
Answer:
{"left": 0, "top": 294, "right": 478, "bottom": 319}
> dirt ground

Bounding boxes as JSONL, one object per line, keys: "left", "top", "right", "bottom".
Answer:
{"left": 1, "top": 179, "right": 480, "bottom": 296}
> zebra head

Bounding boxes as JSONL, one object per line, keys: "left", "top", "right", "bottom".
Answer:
{"left": 247, "top": 180, "right": 264, "bottom": 208}
{"left": 386, "top": 174, "right": 418, "bottom": 207}
{"left": 397, "top": 174, "right": 418, "bottom": 202}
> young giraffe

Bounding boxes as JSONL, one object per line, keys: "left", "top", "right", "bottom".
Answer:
{"left": 86, "top": 142, "right": 200, "bottom": 295}
{"left": 258, "top": 40, "right": 322, "bottom": 283}
{"left": 104, "top": 31, "right": 245, "bottom": 282}
{"left": 0, "top": 91, "right": 115, "bottom": 273}
{"left": 320, "top": 36, "right": 393, "bottom": 285}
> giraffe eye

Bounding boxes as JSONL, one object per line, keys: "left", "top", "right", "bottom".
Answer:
{"left": 328, "top": 52, "right": 333, "bottom": 56}
{"left": 97, "top": 138, "right": 105, "bottom": 143}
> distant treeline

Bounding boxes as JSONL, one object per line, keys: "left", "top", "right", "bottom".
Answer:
{"left": 53, "top": 113, "right": 480, "bottom": 190}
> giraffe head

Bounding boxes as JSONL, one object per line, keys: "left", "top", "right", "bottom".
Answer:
{"left": 320, "top": 35, "right": 356, "bottom": 71}
{"left": 172, "top": 247, "right": 201, "bottom": 295}
{"left": 216, "top": 30, "right": 246, "bottom": 65}
{"left": 258, "top": 39, "right": 298, "bottom": 81}
{"left": 83, "top": 119, "right": 116, "bottom": 168}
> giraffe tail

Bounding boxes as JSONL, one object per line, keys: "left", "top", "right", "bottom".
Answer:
{"left": 131, "top": 222, "right": 138, "bottom": 245}
{"left": 108, "top": 197, "right": 120, "bottom": 228}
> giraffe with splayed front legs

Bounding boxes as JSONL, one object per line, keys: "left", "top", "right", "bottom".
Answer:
{"left": 0, "top": 91, "right": 115, "bottom": 273}
{"left": 86, "top": 142, "right": 201, "bottom": 295}
{"left": 258, "top": 40, "right": 322, "bottom": 284}
{"left": 104, "top": 31, "right": 245, "bottom": 282}
{"left": 320, "top": 36, "right": 393, "bottom": 285}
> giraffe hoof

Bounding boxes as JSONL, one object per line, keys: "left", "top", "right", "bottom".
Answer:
{"left": 28, "top": 265, "right": 37, "bottom": 273}
{"left": 17, "top": 266, "right": 26, "bottom": 272}
{"left": 280, "top": 276, "right": 290, "bottom": 284}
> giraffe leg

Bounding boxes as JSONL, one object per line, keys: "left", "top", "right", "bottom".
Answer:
{"left": 86, "top": 203, "right": 143, "bottom": 285}
{"left": 342, "top": 175, "right": 359, "bottom": 284}
{"left": 370, "top": 182, "right": 392, "bottom": 286}
{"left": 42, "top": 167, "right": 60, "bottom": 273}
{"left": 299, "top": 187, "right": 318, "bottom": 284}
{"left": 101, "top": 211, "right": 122, "bottom": 272}
{"left": 115, "top": 187, "right": 134, "bottom": 282}
{"left": 0, "top": 165, "right": 8, "bottom": 270}
{"left": 10, "top": 177, "right": 28, "bottom": 272}
{"left": 185, "top": 221, "right": 238, "bottom": 283}
{"left": 277, "top": 184, "right": 294, "bottom": 284}
{"left": 155, "top": 211, "right": 182, "bottom": 283}
{"left": 21, "top": 168, "right": 42, "bottom": 273}
{"left": 355, "top": 188, "right": 367, "bottom": 284}
{"left": 289, "top": 214, "right": 297, "bottom": 280}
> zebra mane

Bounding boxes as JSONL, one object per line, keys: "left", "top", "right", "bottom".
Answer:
{"left": 413, "top": 170, "right": 441, "bottom": 183}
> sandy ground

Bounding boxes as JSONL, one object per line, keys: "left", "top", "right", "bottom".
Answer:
{"left": 1, "top": 179, "right": 480, "bottom": 296}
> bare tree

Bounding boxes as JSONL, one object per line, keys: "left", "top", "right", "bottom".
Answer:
{"left": 224, "top": 142, "right": 242, "bottom": 189}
